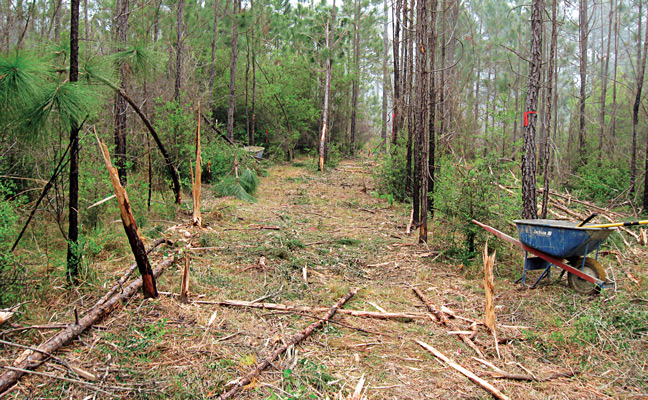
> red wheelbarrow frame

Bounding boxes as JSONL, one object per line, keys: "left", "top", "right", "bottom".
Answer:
{"left": 472, "top": 219, "right": 612, "bottom": 289}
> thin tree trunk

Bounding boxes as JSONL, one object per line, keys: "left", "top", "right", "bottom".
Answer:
{"left": 381, "top": 0, "right": 388, "bottom": 147}
{"left": 227, "top": 0, "right": 239, "bottom": 142}
{"left": 428, "top": 0, "right": 438, "bottom": 217}
{"left": 174, "top": 0, "right": 184, "bottom": 101}
{"left": 66, "top": 0, "right": 81, "bottom": 281}
{"left": 114, "top": 0, "right": 129, "bottom": 186}
{"left": 392, "top": 0, "right": 401, "bottom": 145}
{"left": 417, "top": 0, "right": 429, "bottom": 244}
{"left": 610, "top": 1, "right": 619, "bottom": 153}
{"left": 208, "top": 0, "right": 219, "bottom": 113}
{"left": 319, "top": 0, "right": 336, "bottom": 172}
{"left": 351, "top": 0, "right": 360, "bottom": 156}
{"left": 118, "top": 89, "right": 182, "bottom": 204}
{"left": 250, "top": 0, "right": 256, "bottom": 145}
{"left": 578, "top": 0, "right": 588, "bottom": 163}
{"left": 598, "top": 0, "right": 613, "bottom": 161}
{"left": 631, "top": 2, "right": 645, "bottom": 196}
{"left": 541, "top": 0, "right": 558, "bottom": 219}
{"left": 522, "top": 0, "right": 543, "bottom": 219}
{"left": 405, "top": 0, "right": 414, "bottom": 195}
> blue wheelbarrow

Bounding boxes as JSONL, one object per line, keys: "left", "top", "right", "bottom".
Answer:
{"left": 473, "top": 218, "right": 616, "bottom": 294}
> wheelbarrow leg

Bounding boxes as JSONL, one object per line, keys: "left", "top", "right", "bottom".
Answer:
{"left": 518, "top": 251, "right": 552, "bottom": 288}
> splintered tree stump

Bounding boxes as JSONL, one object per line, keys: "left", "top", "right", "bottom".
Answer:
{"left": 97, "top": 135, "right": 157, "bottom": 298}
{"left": 192, "top": 102, "right": 202, "bottom": 226}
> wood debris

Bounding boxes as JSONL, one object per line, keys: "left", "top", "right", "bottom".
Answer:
{"left": 214, "top": 288, "right": 359, "bottom": 399}
{"left": 416, "top": 340, "right": 510, "bottom": 400}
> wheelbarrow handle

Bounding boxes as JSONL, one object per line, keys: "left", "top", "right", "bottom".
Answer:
{"left": 576, "top": 213, "right": 598, "bottom": 227}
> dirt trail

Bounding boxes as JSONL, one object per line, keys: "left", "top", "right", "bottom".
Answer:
{"left": 4, "top": 157, "right": 642, "bottom": 399}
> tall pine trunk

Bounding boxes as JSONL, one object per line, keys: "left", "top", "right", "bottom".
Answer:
{"left": 631, "top": 3, "right": 645, "bottom": 195}
{"left": 174, "top": 0, "right": 184, "bottom": 101}
{"left": 350, "top": 0, "right": 359, "bottom": 156}
{"left": 417, "top": 0, "right": 429, "bottom": 243}
{"left": 577, "top": 0, "right": 588, "bottom": 163}
{"left": 541, "top": 0, "right": 558, "bottom": 219}
{"left": 114, "top": 0, "right": 129, "bottom": 185}
{"left": 392, "top": 0, "right": 401, "bottom": 145}
{"left": 208, "top": 0, "right": 219, "bottom": 113}
{"left": 227, "top": 0, "right": 239, "bottom": 142}
{"left": 521, "top": 0, "right": 543, "bottom": 219}
{"left": 319, "top": 0, "right": 336, "bottom": 171}
{"left": 66, "top": 0, "right": 81, "bottom": 280}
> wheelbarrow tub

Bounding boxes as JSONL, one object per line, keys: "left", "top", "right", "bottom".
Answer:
{"left": 514, "top": 219, "right": 616, "bottom": 259}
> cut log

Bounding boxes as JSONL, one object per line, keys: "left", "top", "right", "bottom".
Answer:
{"left": 215, "top": 288, "right": 359, "bottom": 399}
{"left": 97, "top": 136, "right": 158, "bottom": 298}
{"left": 0, "top": 258, "right": 174, "bottom": 394}
{"left": 416, "top": 340, "right": 510, "bottom": 400}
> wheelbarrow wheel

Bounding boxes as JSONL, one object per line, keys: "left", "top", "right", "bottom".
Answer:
{"left": 567, "top": 257, "right": 607, "bottom": 295}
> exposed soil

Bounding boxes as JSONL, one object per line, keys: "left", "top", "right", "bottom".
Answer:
{"left": 2, "top": 156, "right": 647, "bottom": 399}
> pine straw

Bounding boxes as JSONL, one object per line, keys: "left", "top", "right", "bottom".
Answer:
{"left": 2, "top": 156, "right": 647, "bottom": 399}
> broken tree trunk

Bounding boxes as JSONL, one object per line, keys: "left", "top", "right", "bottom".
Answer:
{"left": 117, "top": 88, "right": 182, "bottom": 204}
{"left": 193, "top": 103, "right": 202, "bottom": 227}
{"left": 483, "top": 244, "right": 499, "bottom": 358}
{"left": 216, "top": 288, "right": 359, "bottom": 400}
{"left": 97, "top": 137, "right": 157, "bottom": 298}
{"left": 0, "top": 258, "right": 174, "bottom": 394}
{"left": 416, "top": 340, "right": 510, "bottom": 400}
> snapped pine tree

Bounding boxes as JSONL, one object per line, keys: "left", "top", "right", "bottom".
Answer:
{"left": 97, "top": 134, "right": 157, "bottom": 298}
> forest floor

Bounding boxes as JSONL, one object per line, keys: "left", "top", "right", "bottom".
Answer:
{"left": 2, "top": 155, "right": 648, "bottom": 399}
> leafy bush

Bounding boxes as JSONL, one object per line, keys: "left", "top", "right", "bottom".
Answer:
{"left": 434, "top": 155, "right": 520, "bottom": 264}
{"left": 0, "top": 179, "right": 23, "bottom": 307}
{"left": 373, "top": 136, "right": 409, "bottom": 202}
{"left": 568, "top": 160, "right": 630, "bottom": 204}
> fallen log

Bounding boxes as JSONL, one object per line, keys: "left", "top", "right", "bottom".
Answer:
{"left": 215, "top": 288, "right": 359, "bottom": 400}
{"left": 0, "top": 257, "right": 174, "bottom": 395}
{"left": 93, "top": 238, "right": 172, "bottom": 308}
{"left": 212, "top": 299, "right": 427, "bottom": 320}
{"left": 478, "top": 369, "right": 580, "bottom": 382}
{"left": 416, "top": 340, "right": 509, "bottom": 400}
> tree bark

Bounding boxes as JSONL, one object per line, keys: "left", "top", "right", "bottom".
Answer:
{"left": 428, "top": 0, "right": 438, "bottom": 217}
{"left": 521, "top": 0, "right": 543, "bottom": 219}
{"left": 66, "top": 0, "right": 81, "bottom": 281}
